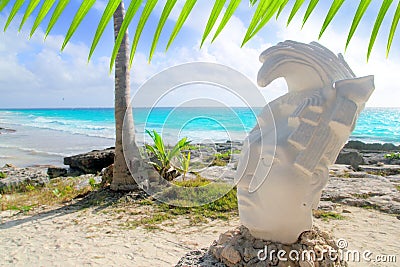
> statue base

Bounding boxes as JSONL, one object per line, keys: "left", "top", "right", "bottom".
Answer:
{"left": 176, "top": 225, "right": 347, "bottom": 267}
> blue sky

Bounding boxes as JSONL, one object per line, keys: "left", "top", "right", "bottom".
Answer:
{"left": 0, "top": 0, "right": 400, "bottom": 108}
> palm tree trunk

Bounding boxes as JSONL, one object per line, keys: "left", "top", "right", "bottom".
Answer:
{"left": 110, "top": 1, "right": 139, "bottom": 191}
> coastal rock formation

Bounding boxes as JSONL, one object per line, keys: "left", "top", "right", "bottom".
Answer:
{"left": 0, "top": 127, "right": 16, "bottom": 134}
{"left": 64, "top": 148, "right": 115, "bottom": 174}
{"left": 236, "top": 41, "right": 374, "bottom": 243}
{"left": 344, "top": 140, "right": 400, "bottom": 151}
{"left": 324, "top": 164, "right": 400, "bottom": 214}
{"left": 176, "top": 226, "right": 347, "bottom": 267}
{"left": 335, "top": 149, "right": 364, "bottom": 169}
{"left": 47, "top": 167, "right": 68, "bottom": 178}
{"left": 0, "top": 165, "right": 49, "bottom": 192}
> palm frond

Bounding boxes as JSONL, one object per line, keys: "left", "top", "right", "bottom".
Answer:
{"left": 129, "top": 0, "right": 158, "bottom": 66}
{"left": 211, "top": 0, "right": 241, "bottom": 42}
{"left": 19, "top": 0, "right": 40, "bottom": 31}
{"left": 276, "top": 0, "right": 289, "bottom": 19}
{"left": 149, "top": 0, "right": 178, "bottom": 62}
{"left": 318, "top": 0, "right": 345, "bottom": 39}
{"left": 201, "top": 0, "right": 226, "bottom": 48}
{"left": 287, "top": 0, "right": 305, "bottom": 26}
{"left": 368, "top": 0, "right": 393, "bottom": 60}
{"left": 30, "top": 0, "right": 56, "bottom": 37}
{"left": 242, "top": 0, "right": 285, "bottom": 46}
{"left": 62, "top": 0, "right": 96, "bottom": 50}
{"left": 4, "top": 0, "right": 24, "bottom": 31}
{"left": 387, "top": 1, "right": 400, "bottom": 57}
{"left": 166, "top": 0, "right": 197, "bottom": 51}
{"left": 345, "top": 0, "right": 372, "bottom": 50}
{"left": 45, "top": 0, "right": 70, "bottom": 39}
{"left": 109, "top": 0, "right": 142, "bottom": 72}
{"left": 0, "top": 0, "right": 11, "bottom": 12}
{"left": 302, "top": 0, "right": 319, "bottom": 28}
{"left": 89, "top": 0, "right": 121, "bottom": 61}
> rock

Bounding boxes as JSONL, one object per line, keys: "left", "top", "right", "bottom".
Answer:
{"left": 344, "top": 140, "right": 400, "bottom": 152}
{"left": 323, "top": 169, "right": 400, "bottom": 214}
{"left": 0, "top": 127, "right": 16, "bottom": 134}
{"left": 64, "top": 148, "right": 115, "bottom": 174}
{"left": 0, "top": 167, "right": 49, "bottom": 192}
{"left": 101, "top": 164, "right": 113, "bottom": 187}
{"left": 221, "top": 245, "right": 241, "bottom": 265}
{"left": 177, "top": 226, "right": 347, "bottom": 267}
{"left": 335, "top": 149, "right": 364, "bottom": 169}
{"left": 47, "top": 167, "right": 68, "bottom": 178}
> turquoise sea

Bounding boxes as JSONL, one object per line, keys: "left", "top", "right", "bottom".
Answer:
{"left": 0, "top": 107, "right": 399, "bottom": 167}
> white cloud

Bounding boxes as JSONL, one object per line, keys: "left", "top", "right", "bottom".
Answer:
{"left": 0, "top": 17, "right": 114, "bottom": 108}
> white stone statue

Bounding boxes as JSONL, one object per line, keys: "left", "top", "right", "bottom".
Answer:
{"left": 235, "top": 41, "right": 375, "bottom": 244}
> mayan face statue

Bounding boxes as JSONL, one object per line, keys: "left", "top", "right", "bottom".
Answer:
{"left": 235, "top": 41, "right": 375, "bottom": 244}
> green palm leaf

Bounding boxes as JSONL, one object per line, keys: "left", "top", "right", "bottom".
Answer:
{"left": 19, "top": 0, "right": 40, "bottom": 31}
{"left": 387, "top": 1, "right": 400, "bottom": 57}
{"left": 201, "top": 0, "right": 226, "bottom": 48}
{"left": 129, "top": 0, "right": 158, "bottom": 66}
{"left": 149, "top": 0, "right": 178, "bottom": 62}
{"left": 166, "top": 0, "right": 197, "bottom": 51}
{"left": 109, "top": 0, "right": 142, "bottom": 72}
{"left": 345, "top": 0, "right": 372, "bottom": 50}
{"left": 249, "top": 0, "right": 257, "bottom": 6}
{"left": 318, "top": 0, "right": 345, "bottom": 39}
{"left": 62, "top": 0, "right": 96, "bottom": 50}
{"left": 242, "top": 0, "right": 285, "bottom": 46}
{"left": 4, "top": 0, "right": 25, "bottom": 31}
{"left": 242, "top": 0, "right": 273, "bottom": 45}
{"left": 0, "top": 0, "right": 11, "bottom": 12}
{"left": 287, "top": 0, "right": 305, "bottom": 26}
{"left": 276, "top": 0, "right": 289, "bottom": 19}
{"left": 45, "top": 0, "right": 70, "bottom": 39}
{"left": 30, "top": 0, "right": 56, "bottom": 37}
{"left": 368, "top": 0, "right": 393, "bottom": 60}
{"left": 211, "top": 0, "right": 241, "bottom": 42}
{"left": 302, "top": 0, "right": 319, "bottom": 28}
{"left": 88, "top": 0, "right": 121, "bottom": 61}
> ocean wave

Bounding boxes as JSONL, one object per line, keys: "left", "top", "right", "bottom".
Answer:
{"left": 0, "top": 145, "right": 67, "bottom": 157}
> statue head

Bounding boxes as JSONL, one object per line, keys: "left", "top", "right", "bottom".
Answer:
{"left": 235, "top": 41, "right": 374, "bottom": 244}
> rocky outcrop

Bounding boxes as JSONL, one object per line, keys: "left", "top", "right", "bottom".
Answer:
{"left": 0, "top": 166, "right": 49, "bottom": 192}
{"left": 344, "top": 140, "right": 400, "bottom": 151}
{"left": 64, "top": 148, "right": 115, "bottom": 174}
{"left": 335, "top": 149, "right": 364, "bottom": 169}
{"left": 323, "top": 165, "right": 400, "bottom": 214}
{"left": 0, "top": 127, "right": 16, "bottom": 134}
{"left": 177, "top": 226, "right": 347, "bottom": 267}
{"left": 47, "top": 167, "right": 68, "bottom": 178}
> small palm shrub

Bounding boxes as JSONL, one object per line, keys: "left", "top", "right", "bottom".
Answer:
{"left": 145, "top": 130, "right": 191, "bottom": 181}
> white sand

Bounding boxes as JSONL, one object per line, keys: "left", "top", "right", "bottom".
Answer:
{"left": 0, "top": 204, "right": 399, "bottom": 266}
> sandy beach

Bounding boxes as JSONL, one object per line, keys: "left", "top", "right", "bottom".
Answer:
{"left": 0, "top": 201, "right": 399, "bottom": 266}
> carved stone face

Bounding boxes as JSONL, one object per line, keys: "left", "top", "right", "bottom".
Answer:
{"left": 235, "top": 41, "right": 375, "bottom": 244}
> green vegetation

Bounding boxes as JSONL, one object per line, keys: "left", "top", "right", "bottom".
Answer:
{"left": 175, "top": 151, "right": 191, "bottom": 180}
{"left": 145, "top": 130, "right": 191, "bottom": 181}
{"left": 396, "top": 185, "right": 400, "bottom": 192}
{"left": 0, "top": 177, "right": 93, "bottom": 212}
{"left": 2, "top": 0, "right": 397, "bottom": 66}
{"left": 313, "top": 210, "right": 345, "bottom": 221}
{"left": 122, "top": 182, "right": 238, "bottom": 230}
{"left": 385, "top": 152, "right": 400, "bottom": 160}
{"left": 0, "top": 172, "right": 6, "bottom": 179}
{"left": 351, "top": 193, "right": 371, "bottom": 199}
